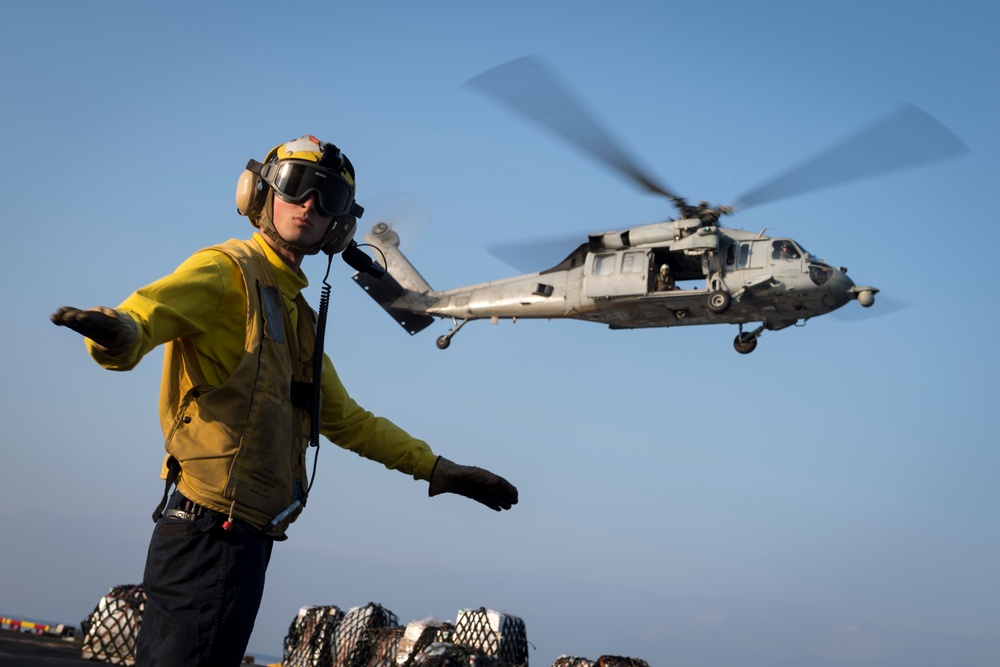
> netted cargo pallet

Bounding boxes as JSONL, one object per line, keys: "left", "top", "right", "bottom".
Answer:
{"left": 396, "top": 619, "right": 452, "bottom": 667}
{"left": 80, "top": 584, "right": 146, "bottom": 665}
{"left": 552, "top": 657, "right": 594, "bottom": 667}
{"left": 331, "top": 602, "right": 399, "bottom": 667}
{"left": 411, "top": 641, "right": 491, "bottom": 667}
{"left": 283, "top": 605, "right": 345, "bottom": 667}
{"left": 452, "top": 608, "right": 528, "bottom": 666}
{"left": 282, "top": 602, "right": 401, "bottom": 667}
{"left": 366, "top": 626, "right": 404, "bottom": 667}
{"left": 595, "top": 656, "right": 649, "bottom": 667}
{"left": 434, "top": 622, "right": 455, "bottom": 645}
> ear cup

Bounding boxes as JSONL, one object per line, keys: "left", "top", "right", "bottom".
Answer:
{"left": 321, "top": 215, "right": 358, "bottom": 255}
{"left": 235, "top": 169, "right": 265, "bottom": 218}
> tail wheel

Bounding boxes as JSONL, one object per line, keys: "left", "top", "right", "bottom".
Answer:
{"left": 707, "top": 290, "right": 732, "bottom": 314}
{"left": 436, "top": 335, "right": 451, "bottom": 350}
{"left": 734, "top": 332, "right": 757, "bottom": 354}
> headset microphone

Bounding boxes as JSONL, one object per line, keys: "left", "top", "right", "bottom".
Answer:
{"left": 342, "top": 241, "right": 386, "bottom": 278}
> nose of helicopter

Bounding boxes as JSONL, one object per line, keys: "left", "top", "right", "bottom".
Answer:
{"left": 832, "top": 267, "right": 854, "bottom": 289}
{"left": 807, "top": 262, "right": 856, "bottom": 311}
{"left": 829, "top": 267, "right": 874, "bottom": 308}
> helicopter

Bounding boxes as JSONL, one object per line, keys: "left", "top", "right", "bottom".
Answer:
{"left": 351, "top": 56, "right": 968, "bottom": 354}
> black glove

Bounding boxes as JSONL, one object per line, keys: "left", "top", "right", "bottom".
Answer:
{"left": 51, "top": 306, "right": 136, "bottom": 356}
{"left": 428, "top": 456, "right": 518, "bottom": 511}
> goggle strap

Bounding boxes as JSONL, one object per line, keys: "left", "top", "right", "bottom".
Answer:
{"left": 318, "top": 144, "right": 345, "bottom": 172}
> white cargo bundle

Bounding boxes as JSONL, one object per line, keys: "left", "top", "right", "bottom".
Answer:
{"left": 553, "top": 657, "right": 596, "bottom": 667}
{"left": 80, "top": 584, "right": 146, "bottom": 666}
{"left": 452, "top": 607, "right": 528, "bottom": 665}
{"left": 396, "top": 618, "right": 445, "bottom": 666}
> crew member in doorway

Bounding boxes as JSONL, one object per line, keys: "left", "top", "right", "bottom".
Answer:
{"left": 654, "top": 263, "right": 676, "bottom": 291}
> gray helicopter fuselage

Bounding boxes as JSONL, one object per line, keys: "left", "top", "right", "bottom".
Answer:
{"left": 374, "top": 57, "right": 959, "bottom": 352}
{"left": 355, "top": 218, "right": 873, "bottom": 341}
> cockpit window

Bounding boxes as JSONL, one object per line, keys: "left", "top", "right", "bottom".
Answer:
{"left": 772, "top": 240, "right": 801, "bottom": 260}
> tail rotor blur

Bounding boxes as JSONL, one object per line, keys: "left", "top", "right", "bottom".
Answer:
{"left": 361, "top": 191, "right": 433, "bottom": 248}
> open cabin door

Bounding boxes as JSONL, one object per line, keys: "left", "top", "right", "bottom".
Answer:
{"left": 585, "top": 249, "right": 652, "bottom": 299}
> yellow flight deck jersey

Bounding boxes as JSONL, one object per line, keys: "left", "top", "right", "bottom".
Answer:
{"left": 87, "top": 233, "right": 437, "bottom": 536}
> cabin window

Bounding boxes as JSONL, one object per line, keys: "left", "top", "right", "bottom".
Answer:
{"left": 621, "top": 251, "right": 644, "bottom": 274}
{"left": 726, "top": 244, "right": 736, "bottom": 266}
{"left": 592, "top": 254, "right": 615, "bottom": 276}
{"left": 738, "top": 243, "right": 750, "bottom": 267}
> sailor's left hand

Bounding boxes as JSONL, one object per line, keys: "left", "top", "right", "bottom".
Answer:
{"left": 428, "top": 456, "right": 518, "bottom": 511}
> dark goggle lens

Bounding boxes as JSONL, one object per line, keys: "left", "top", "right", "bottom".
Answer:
{"left": 266, "top": 162, "right": 353, "bottom": 217}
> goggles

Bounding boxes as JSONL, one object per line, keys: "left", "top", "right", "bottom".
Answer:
{"left": 259, "top": 160, "right": 355, "bottom": 218}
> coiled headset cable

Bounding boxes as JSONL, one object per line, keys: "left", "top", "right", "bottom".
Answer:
{"left": 264, "top": 243, "right": 385, "bottom": 533}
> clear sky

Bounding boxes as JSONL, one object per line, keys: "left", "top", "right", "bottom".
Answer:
{"left": 2, "top": 2, "right": 997, "bottom": 665}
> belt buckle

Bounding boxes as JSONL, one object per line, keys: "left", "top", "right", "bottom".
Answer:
{"left": 167, "top": 497, "right": 209, "bottom": 521}
{"left": 163, "top": 508, "right": 199, "bottom": 522}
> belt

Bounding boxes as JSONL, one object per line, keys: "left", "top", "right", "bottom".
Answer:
{"left": 163, "top": 497, "right": 214, "bottom": 522}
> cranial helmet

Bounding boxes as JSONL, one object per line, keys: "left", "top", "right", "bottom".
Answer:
{"left": 236, "top": 135, "right": 365, "bottom": 256}
{"left": 660, "top": 264, "right": 669, "bottom": 271}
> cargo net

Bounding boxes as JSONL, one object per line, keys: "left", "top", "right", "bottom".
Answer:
{"left": 396, "top": 620, "right": 454, "bottom": 667}
{"left": 552, "top": 658, "right": 595, "bottom": 667}
{"left": 451, "top": 608, "right": 528, "bottom": 667}
{"left": 412, "top": 641, "right": 491, "bottom": 667}
{"left": 595, "top": 656, "right": 650, "bottom": 667}
{"left": 283, "top": 603, "right": 399, "bottom": 667}
{"left": 283, "top": 605, "right": 345, "bottom": 667}
{"left": 332, "top": 602, "right": 399, "bottom": 667}
{"left": 80, "top": 584, "right": 146, "bottom": 666}
{"left": 366, "top": 626, "right": 404, "bottom": 667}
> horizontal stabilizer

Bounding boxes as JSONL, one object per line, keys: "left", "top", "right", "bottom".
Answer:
{"left": 352, "top": 271, "right": 436, "bottom": 335}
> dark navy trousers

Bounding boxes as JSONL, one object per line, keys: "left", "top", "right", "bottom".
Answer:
{"left": 134, "top": 492, "right": 274, "bottom": 667}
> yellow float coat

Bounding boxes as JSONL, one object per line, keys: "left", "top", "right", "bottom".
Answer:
{"left": 87, "top": 234, "right": 437, "bottom": 535}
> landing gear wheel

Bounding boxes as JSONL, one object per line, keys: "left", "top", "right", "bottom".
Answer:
{"left": 437, "top": 318, "right": 470, "bottom": 350}
{"left": 707, "top": 290, "right": 732, "bottom": 314}
{"left": 734, "top": 332, "right": 758, "bottom": 354}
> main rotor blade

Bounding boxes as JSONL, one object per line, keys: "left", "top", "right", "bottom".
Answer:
{"left": 485, "top": 233, "right": 585, "bottom": 274}
{"left": 732, "top": 103, "right": 969, "bottom": 210}
{"left": 465, "top": 56, "right": 679, "bottom": 201}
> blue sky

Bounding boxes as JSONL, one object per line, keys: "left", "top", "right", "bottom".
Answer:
{"left": 2, "top": 2, "right": 997, "bottom": 665}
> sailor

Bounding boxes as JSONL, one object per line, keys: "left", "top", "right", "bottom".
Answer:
{"left": 51, "top": 135, "right": 518, "bottom": 667}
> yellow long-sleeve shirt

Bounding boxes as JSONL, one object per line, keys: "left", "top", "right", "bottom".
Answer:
{"left": 87, "top": 232, "right": 437, "bottom": 482}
